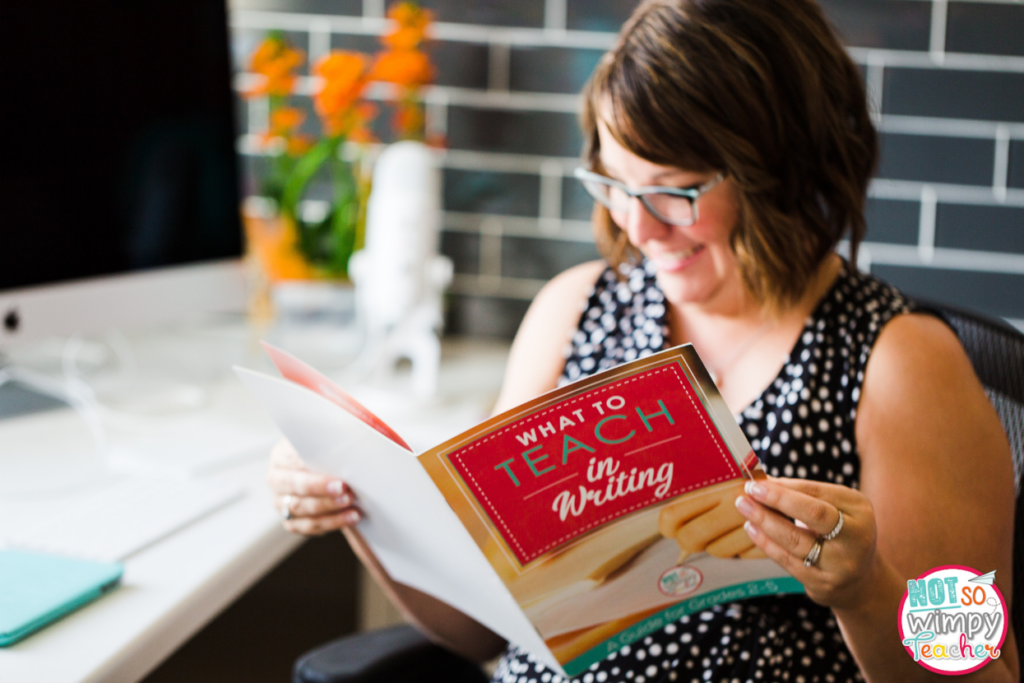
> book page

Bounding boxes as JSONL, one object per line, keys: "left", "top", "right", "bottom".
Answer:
{"left": 234, "top": 367, "right": 559, "bottom": 671}
{"left": 260, "top": 342, "right": 412, "bottom": 451}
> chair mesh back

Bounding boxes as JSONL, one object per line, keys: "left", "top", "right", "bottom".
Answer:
{"left": 925, "top": 304, "right": 1024, "bottom": 664}
{"left": 987, "top": 390, "right": 1024, "bottom": 495}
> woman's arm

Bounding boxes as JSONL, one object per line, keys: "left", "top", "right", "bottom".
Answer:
{"left": 266, "top": 261, "right": 606, "bottom": 662}
{"left": 838, "top": 312, "right": 1018, "bottom": 681}
{"left": 732, "top": 312, "right": 1017, "bottom": 681}
{"left": 266, "top": 440, "right": 508, "bottom": 661}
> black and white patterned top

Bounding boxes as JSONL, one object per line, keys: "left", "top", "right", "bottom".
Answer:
{"left": 492, "top": 259, "right": 916, "bottom": 683}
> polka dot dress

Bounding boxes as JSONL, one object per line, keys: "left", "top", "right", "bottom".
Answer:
{"left": 493, "top": 259, "right": 915, "bottom": 683}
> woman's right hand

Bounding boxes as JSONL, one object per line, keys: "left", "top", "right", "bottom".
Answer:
{"left": 266, "top": 438, "right": 362, "bottom": 536}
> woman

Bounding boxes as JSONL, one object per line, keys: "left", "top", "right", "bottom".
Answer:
{"left": 266, "top": 0, "right": 1018, "bottom": 680}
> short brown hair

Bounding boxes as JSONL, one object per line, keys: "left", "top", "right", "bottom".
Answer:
{"left": 582, "top": 0, "right": 877, "bottom": 307}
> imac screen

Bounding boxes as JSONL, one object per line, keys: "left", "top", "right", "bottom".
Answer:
{"left": 1, "top": 0, "right": 243, "bottom": 291}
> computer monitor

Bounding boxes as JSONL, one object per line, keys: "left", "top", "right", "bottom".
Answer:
{"left": 1, "top": 0, "right": 245, "bottom": 349}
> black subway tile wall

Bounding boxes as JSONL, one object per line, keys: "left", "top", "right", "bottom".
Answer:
{"left": 329, "top": 33, "right": 379, "bottom": 54}
{"left": 501, "top": 237, "right": 600, "bottom": 281}
{"left": 1010, "top": 141, "right": 1024, "bottom": 190}
{"left": 232, "top": 0, "right": 1024, "bottom": 334}
{"left": 440, "top": 232, "right": 481, "bottom": 275}
{"left": 818, "top": 0, "right": 932, "bottom": 51}
{"left": 233, "top": 0, "right": 361, "bottom": 14}
{"left": 935, "top": 205, "right": 1024, "bottom": 255}
{"left": 864, "top": 199, "right": 920, "bottom": 245}
{"left": 872, "top": 266, "right": 1024, "bottom": 320}
{"left": 947, "top": 2, "right": 1024, "bottom": 57}
{"left": 882, "top": 69, "right": 1024, "bottom": 122}
{"left": 877, "top": 133, "right": 995, "bottom": 186}
{"left": 566, "top": 0, "right": 639, "bottom": 32}
{"left": 443, "top": 169, "right": 540, "bottom": 217}
{"left": 445, "top": 295, "right": 531, "bottom": 338}
{"left": 446, "top": 107, "right": 581, "bottom": 157}
{"left": 285, "top": 95, "right": 321, "bottom": 139}
{"left": 431, "top": 42, "right": 490, "bottom": 89}
{"left": 562, "top": 176, "right": 594, "bottom": 221}
{"left": 509, "top": 47, "right": 604, "bottom": 94}
{"left": 418, "top": 0, "right": 544, "bottom": 28}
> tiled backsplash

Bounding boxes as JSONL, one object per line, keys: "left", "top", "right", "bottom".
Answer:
{"left": 230, "top": 0, "right": 1024, "bottom": 335}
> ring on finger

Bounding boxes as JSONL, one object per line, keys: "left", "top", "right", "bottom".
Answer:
{"left": 281, "top": 494, "right": 295, "bottom": 521}
{"left": 803, "top": 540, "right": 822, "bottom": 568}
{"left": 821, "top": 509, "right": 844, "bottom": 541}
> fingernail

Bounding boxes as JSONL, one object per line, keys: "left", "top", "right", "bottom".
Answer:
{"left": 344, "top": 510, "right": 361, "bottom": 524}
{"left": 744, "top": 520, "right": 759, "bottom": 538}
{"left": 327, "top": 480, "right": 343, "bottom": 496}
{"left": 744, "top": 481, "right": 766, "bottom": 499}
{"left": 735, "top": 495, "right": 754, "bottom": 516}
{"left": 335, "top": 495, "right": 351, "bottom": 507}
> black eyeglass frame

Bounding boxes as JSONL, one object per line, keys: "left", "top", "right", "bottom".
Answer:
{"left": 573, "top": 168, "right": 725, "bottom": 227}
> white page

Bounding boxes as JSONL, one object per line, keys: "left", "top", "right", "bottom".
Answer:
{"left": 235, "top": 367, "right": 559, "bottom": 671}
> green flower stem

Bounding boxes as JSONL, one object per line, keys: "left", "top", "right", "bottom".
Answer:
{"left": 279, "top": 134, "right": 360, "bottom": 277}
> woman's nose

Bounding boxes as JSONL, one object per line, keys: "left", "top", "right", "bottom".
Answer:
{"left": 624, "top": 196, "right": 669, "bottom": 246}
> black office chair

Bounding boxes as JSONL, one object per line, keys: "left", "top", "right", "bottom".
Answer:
{"left": 294, "top": 303, "right": 1024, "bottom": 683}
{"left": 293, "top": 623, "right": 489, "bottom": 683}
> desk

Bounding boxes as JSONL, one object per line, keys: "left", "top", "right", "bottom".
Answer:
{"left": 0, "top": 327, "right": 509, "bottom": 683}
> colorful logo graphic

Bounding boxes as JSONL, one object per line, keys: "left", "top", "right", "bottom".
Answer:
{"left": 658, "top": 565, "right": 703, "bottom": 597}
{"left": 898, "top": 566, "right": 1007, "bottom": 674}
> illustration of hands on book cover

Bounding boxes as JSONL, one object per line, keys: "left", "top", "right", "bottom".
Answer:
{"left": 237, "top": 343, "right": 803, "bottom": 678}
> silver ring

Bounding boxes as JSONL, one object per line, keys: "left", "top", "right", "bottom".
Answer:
{"left": 281, "top": 494, "right": 295, "bottom": 521}
{"left": 803, "top": 540, "right": 822, "bottom": 568}
{"left": 821, "top": 510, "right": 844, "bottom": 541}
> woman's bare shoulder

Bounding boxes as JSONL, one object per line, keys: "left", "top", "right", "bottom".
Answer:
{"left": 535, "top": 259, "right": 609, "bottom": 311}
{"left": 864, "top": 312, "right": 974, "bottom": 395}
{"left": 857, "top": 310, "right": 1011, "bottom": 482}
{"left": 492, "top": 260, "right": 607, "bottom": 413}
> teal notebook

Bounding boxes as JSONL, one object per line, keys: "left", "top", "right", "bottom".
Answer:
{"left": 0, "top": 550, "right": 123, "bottom": 646}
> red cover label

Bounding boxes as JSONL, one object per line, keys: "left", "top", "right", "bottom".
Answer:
{"left": 447, "top": 364, "right": 741, "bottom": 565}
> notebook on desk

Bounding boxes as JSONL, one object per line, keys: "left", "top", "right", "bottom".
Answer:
{"left": 0, "top": 550, "right": 123, "bottom": 646}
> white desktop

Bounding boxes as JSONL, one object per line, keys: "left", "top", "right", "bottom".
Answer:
{"left": 0, "top": 300, "right": 510, "bottom": 682}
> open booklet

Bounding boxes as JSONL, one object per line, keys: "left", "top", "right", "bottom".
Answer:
{"left": 236, "top": 343, "right": 803, "bottom": 678}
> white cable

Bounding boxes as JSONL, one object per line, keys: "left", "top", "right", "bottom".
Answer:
{"left": 0, "top": 364, "right": 109, "bottom": 468}
{"left": 59, "top": 331, "right": 210, "bottom": 433}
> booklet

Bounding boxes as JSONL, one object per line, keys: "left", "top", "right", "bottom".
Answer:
{"left": 237, "top": 343, "right": 803, "bottom": 677}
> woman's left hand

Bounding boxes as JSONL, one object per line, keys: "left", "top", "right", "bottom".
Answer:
{"left": 735, "top": 476, "right": 878, "bottom": 610}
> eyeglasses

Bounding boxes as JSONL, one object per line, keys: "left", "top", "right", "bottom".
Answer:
{"left": 574, "top": 168, "right": 725, "bottom": 227}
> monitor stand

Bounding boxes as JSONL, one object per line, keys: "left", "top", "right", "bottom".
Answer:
{"left": 0, "top": 380, "right": 67, "bottom": 419}
{"left": 0, "top": 356, "right": 69, "bottom": 420}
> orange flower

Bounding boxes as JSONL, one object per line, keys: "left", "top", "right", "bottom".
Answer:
{"left": 247, "top": 37, "right": 304, "bottom": 98}
{"left": 259, "top": 107, "right": 308, "bottom": 151}
{"left": 370, "top": 49, "right": 434, "bottom": 88}
{"left": 245, "top": 215, "right": 316, "bottom": 281}
{"left": 313, "top": 51, "right": 371, "bottom": 136}
{"left": 286, "top": 134, "right": 313, "bottom": 156}
{"left": 269, "top": 107, "right": 305, "bottom": 133}
{"left": 383, "top": 3, "right": 433, "bottom": 51}
{"left": 346, "top": 102, "right": 379, "bottom": 144}
{"left": 393, "top": 101, "right": 425, "bottom": 138}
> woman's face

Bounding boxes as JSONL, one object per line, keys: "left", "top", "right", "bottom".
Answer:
{"left": 597, "top": 119, "right": 742, "bottom": 307}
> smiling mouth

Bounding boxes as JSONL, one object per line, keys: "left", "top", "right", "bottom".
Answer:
{"left": 653, "top": 244, "right": 705, "bottom": 264}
